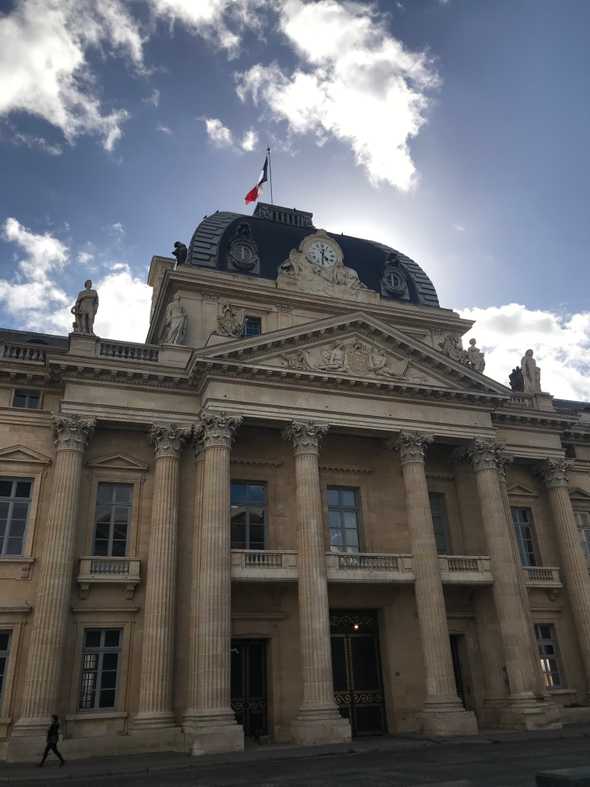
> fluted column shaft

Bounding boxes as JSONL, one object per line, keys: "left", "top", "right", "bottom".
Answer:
{"left": 192, "top": 412, "right": 241, "bottom": 729}
{"left": 135, "top": 424, "right": 190, "bottom": 728}
{"left": 392, "top": 433, "right": 462, "bottom": 707}
{"left": 542, "top": 459, "right": 590, "bottom": 691}
{"left": 468, "top": 440, "right": 534, "bottom": 698}
{"left": 283, "top": 421, "right": 350, "bottom": 743}
{"left": 16, "top": 416, "right": 95, "bottom": 732}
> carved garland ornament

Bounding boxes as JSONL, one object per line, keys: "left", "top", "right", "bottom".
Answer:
{"left": 389, "top": 431, "right": 433, "bottom": 464}
{"left": 283, "top": 420, "right": 329, "bottom": 453}
{"left": 149, "top": 423, "right": 192, "bottom": 458}
{"left": 53, "top": 414, "right": 96, "bottom": 452}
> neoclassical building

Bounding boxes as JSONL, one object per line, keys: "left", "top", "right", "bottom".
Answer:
{"left": 1, "top": 202, "right": 590, "bottom": 760}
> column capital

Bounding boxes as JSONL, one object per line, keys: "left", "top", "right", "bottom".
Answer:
{"left": 200, "top": 410, "right": 242, "bottom": 449}
{"left": 466, "top": 438, "right": 510, "bottom": 473}
{"left": 282, "top": 420, "right": 329, "bottom": 454}
{"left": 149, "top": 423, "right": 191, "bottom": 459}
{"left": 53, "top": 414, "right": 95, "bottom": 452}
{"left": 539, "top": 457, "right": 573, "bottom": 488}
{"left": 388, "top": 431, "right": 433, "bottom": 465}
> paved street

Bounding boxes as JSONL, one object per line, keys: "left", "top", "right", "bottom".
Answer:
{"left": 3, "top": 730, "right": 590, "bottom": 787}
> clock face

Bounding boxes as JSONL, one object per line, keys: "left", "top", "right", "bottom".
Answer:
{"left": 307, "top": 240, "right": 338, "bottom": 267}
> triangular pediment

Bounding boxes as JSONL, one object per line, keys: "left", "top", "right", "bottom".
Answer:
{"left": 86, "top": 454, "right": 148, "bottom": 472}
{"left": 192, "top": 311, "right": 511, "bottom": 399}
{"left": 507, "top": 483, "right": 538, "bottom": 498}
{"left": 0, "top": 445, "right": 52, "bottom": 465}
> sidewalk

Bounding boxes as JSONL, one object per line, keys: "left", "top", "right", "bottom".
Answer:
{"left": 1, "top": 724, "right": 589, "bottom": 783}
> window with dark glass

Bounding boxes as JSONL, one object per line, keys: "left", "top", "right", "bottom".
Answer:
{"left": 231, "top": 482, "right": 266, "bottom": 550}
{"left": 575, "top": 511, "right": 590, "bottom": 557}
{"left": 93, "top": 483, "right": 133, "bottom": 557}
{"left": 535, "top": 623, "right": 564, "bottom": 689}
{"left": 0, "top": 631, "right": 10, "bottom": 704}
{"left": 511, "top": 507, "right": 538, "bottom": 566}
{"left": 242, "top": 316, "right": 261, "bottom": 337}
{"left": 0, "top": 478, "right": 32, "bottom": 556}
{"left": 79, "top": 629, "right": 121, "bottom": 710}
{"left": 429, "top": 492, "right": 451, "bottom": 554}
{"left": 327, "top": 487, "right": 361, "bottom": 553}
{"left": 12, "top": 389, "right": 41, "bottom": 409}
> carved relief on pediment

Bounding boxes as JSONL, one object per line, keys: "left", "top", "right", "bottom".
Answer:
{"left": 275, "top": 337, "right": 415, "bottom": 381}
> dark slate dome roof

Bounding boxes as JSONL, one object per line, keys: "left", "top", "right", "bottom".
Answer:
{"left": 186, "top": 203, "right": 439, "bottom": 308}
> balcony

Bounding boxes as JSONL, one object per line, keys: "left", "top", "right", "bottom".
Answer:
{"left": 78, "top": 557, "right": 141, "bottom": 599}
{"left": 523, "top": 566, "right": 562, "bottom": 588}
{"left": 326, "top": 552, "right": 414, "bottom": 583}
{"left": 98, "top": 340, "right": 159, "bottom": 363}
{"left": 438, "top": 555, "right": 493, "bottom": 585}
{"left": 1, "top": 341, "right": 46, "bottom": 363}
{"left": 231, "top": 549, "right": 297, "bottom": 582}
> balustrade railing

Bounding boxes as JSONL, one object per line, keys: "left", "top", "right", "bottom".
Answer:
{"left": 1, "top": 342, "right": 46, "bottom": 363}
{"left": 438, "top": 555, "right": 492, "bottom": 583}
{"left": 78, "top": 557, "right": 141, "bottom": 598}
{"left": 98, "top": 341, "right": 159, "bottom": 363}
{"left": 231, "top": 549, "right": 297, "bottom": 580}
{"left": 326, "top": 552, "right": 414, "bottom": 582}
{"left": 523, "top": 566, "right": 562, "bottom": 586}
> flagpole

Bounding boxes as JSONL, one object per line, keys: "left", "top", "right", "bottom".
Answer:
{"left": 267, "top": 146, "right": 274, "bottom": 204}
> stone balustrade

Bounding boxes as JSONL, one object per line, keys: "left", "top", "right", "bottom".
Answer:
{"left": 231, "top": 549, "right": 298, "bottom": 581}
{"left": 523, "top": 565, "right": 562, "bottom": 588}
{"left": 438, "top": 555, "right": 493, "bottom": 584}
{"left": 1, "top": 342, "right": 47, "bottom": 363}
{"left": 78, "top": 556, "right": 141, "bottom": 598}
{"left": 98, "top": 340, "right": 160, "bottom": 363}
{"left": 326, "top": 551, "right": 414, "bottom": 583}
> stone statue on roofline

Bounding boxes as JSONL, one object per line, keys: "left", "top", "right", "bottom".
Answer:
{"left": 71, "top": 279, "right": 99, "bottom": 335}
{"left": 520, "top": 348, "right": 542, "bottom": 393}
{"left": 172, "top": 241, "right": 187, "bottom": 266}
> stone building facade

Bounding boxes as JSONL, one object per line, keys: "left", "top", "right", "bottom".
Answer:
{"left": 1, "top": 203, "right": 590, "bottom": 760}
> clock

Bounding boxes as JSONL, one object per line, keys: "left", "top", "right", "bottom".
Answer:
{"left": 307, "top": 239, "right": 338, "bottom": 267}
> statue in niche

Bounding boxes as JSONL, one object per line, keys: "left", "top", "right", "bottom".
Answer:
{"left": 520, "top": 348, "right": 542, "bottom": 393}
{"left": 467, "top": 338, "right": 486, "bottom": 373}
{"left": 217, "top": 304, "right": 243, "bottom": 337}
{"left": 160, "top": 293, "right": 187, "bottom": 345}
{"left": 71, "top": 279, "right": 99, "bottom": 335}
{"left": 172, "top": 242, "right": 187, "bottom": 266}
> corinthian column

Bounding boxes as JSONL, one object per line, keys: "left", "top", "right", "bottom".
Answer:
{"left": 13, "top": 415, "right": 95, "bottom": 737}
{"left": 283, "top": 421, "right": 351, "bottom": 745}
{"left": 190, "top": 411, "right": 244, "bottom": 756}
{"left": 389, "top": 432, "right": 477, "bottom": 736}
{"left": 467, "top": 439, "right": 550, "bottom": 728}
{"left": 541, "top": 458, "right": 590, "bottom": 695}
{"left": 133, "top": 423, "right": 190, "bottom": 731}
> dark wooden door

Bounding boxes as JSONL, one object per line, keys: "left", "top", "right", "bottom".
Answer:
{"left": 330, "top": 611, "right": 386, "bottom": 736}
{"left": 231, "top": 639, "right": 268, "bottom": 739}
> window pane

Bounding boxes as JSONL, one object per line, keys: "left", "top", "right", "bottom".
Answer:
{"left": 328, "top": 510, "right": 341, "bottom": 528}
{"left": 99, "top": 689, "right": 116, "bottom": 708}
{"left": 111, "top": 540, "right": 126, "bottom": 557}
{"left": 246, "top": 484, "right": 266, "bottom": 504}
{"left": 96, "top": 485, "right": 113, "bottom": 504}
{"left": 231, "top": 483, "right": 247, "bottom": 505}
{"left": 95, "top": 505, "right": 112, "bottom": 524}
{"left": 0, "top": 632, "right": 9, "bottom": 651}
{"left": 340, "top": 490, "right": 356, "bottom": 507}
{"left": 100, "top": 670, "right": 117, "bottom": 689}
{"left": 330, "top": 529, "right": 344, "bottom": 547}
{"left": 342, "top": 511, "right": 358, "bottom": 530}
{"left": 327, "top": 488, "right": 340, "bottom": 507}
{"left": 114, "top": 485, "right": 132, "bottom": 503}
{"left": 5, "top": 537, "right": 23, "bottom": 555}
{"left": 85, "top": 630, "right": 101, "bottom": 648}
{"left": 9, "top": 519, "right": 26, "bottom": 537}
{"left": 102, "top": 653, "right": 118, "bottom": 670}
{"left": 248, "top": 508, "right": 265, "bottom": 525}
{"left": 0, "top": 481, "right": 13, "bottom": 497}
{"left": 14, "top": 481, "right": 31, "bottom": 498}
{"left": 104, "top": 630, "right": 120, "bottom": 648}
{"left": 12, "top": 502, "right": 28, "bottom": 520}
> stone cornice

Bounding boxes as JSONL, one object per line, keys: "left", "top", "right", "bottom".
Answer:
{"left": 283, "top": 420, "right": 329, "bottom": 454}
{"left": 53, "top": 414, "right": 95, "bottom": 452}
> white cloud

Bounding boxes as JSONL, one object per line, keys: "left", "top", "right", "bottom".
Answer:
{"left": 236, "top": 0, "right": 439, "bottom": 191}
{"left": 111, "top": 222, "right": 125, "bottom": 235}
{"left": 204, "top": 117, "right": 234, "bottom": 147}
{"left": 453, "top": 223, "right": 465, "bottom": 232}
{"left": 10, "top": 130, "right": 63, "bottom": 156}
{"left": 241, "top": 128, "right": 258, "bottom": 152}
{"left": 0, "top": 0, "right": 143, "bottom": 150}
{"left": 144, "top": 88, "right": 160, "bottom": 108}
{"left": 461, "top": 303, "right": 590, "bottom": 401}
{"left": 0, "top": 218, "right": 150, "bottom": 340}
{"left": 157, "top": 124, "right": 173, "bottom": 135}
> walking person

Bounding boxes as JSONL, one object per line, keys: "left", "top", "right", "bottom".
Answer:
{"left": 38, "top": 714, "right": 65, "bottom": 767}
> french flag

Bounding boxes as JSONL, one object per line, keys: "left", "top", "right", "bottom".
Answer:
{"left": 244, "top": 155, "right": 268, "bottom": 204}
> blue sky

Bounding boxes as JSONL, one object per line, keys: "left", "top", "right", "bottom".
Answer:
{"left": 1, "top": 0, "right": 589, "bottom": 398}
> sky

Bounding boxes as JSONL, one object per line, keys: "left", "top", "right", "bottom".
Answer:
{"left": 0, "top": 0, "right": 589, "bottom": 399}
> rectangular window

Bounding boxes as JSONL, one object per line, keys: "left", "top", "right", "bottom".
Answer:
{"left": 12, "top": 389, "right": 41, "bottom": 409}
{"left": 93, "top": 483, "right": 133, "bottom": 557}
{"left": 0, "top": 631, "right": 10, "bottom": 705}
{"left": 511, "top": 507, "right": 538, "bottom": 567}
{"left": 535, "top": 623, "right": 564, "bottom": 689}
{"left": 79, "top": 629, "right": 121, "bottom": 710}
{"left": 242, "top": 316, "right": 261, "bottom": 337}
{"left": 0, "top": 478, "right": 32, "bottom": 556}
{"left": 327, "top": 487, "right": 361, "bottom": 553}
{"left": 575, "top": 511, "right": 590, "bottom": 557}
{"left": 429, "top": 492, "right": 451, "bottom": 555}
{"left": 231, "top": 482, "right": 266, "bottom": 550}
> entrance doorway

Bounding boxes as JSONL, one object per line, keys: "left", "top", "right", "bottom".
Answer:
{"left": 231, "top": 639, "right": 268, "bottom": 739}
{"left": 449, "top": 633, "right": 474, "bottom": 710}
{"left": 330, "top": 610, "right": 387, "bottom": 736}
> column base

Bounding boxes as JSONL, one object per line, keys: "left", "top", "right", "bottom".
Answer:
{"left": 10, "top": 716, "right": 50, "bottom": 737}
{"left": 188, "top": 711, "right": 244, "bottom": 756}
{"left": 289, "top": 705, "right": 352, "bottom": 745}
{"left": 420, "top": 700, "right": 478, "bottom": 736}
{"left": 498, "top": 695, "right": 562, "bottom": 731}
{"left": 130, "top": 711, "right": 177, "bottom": 731}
